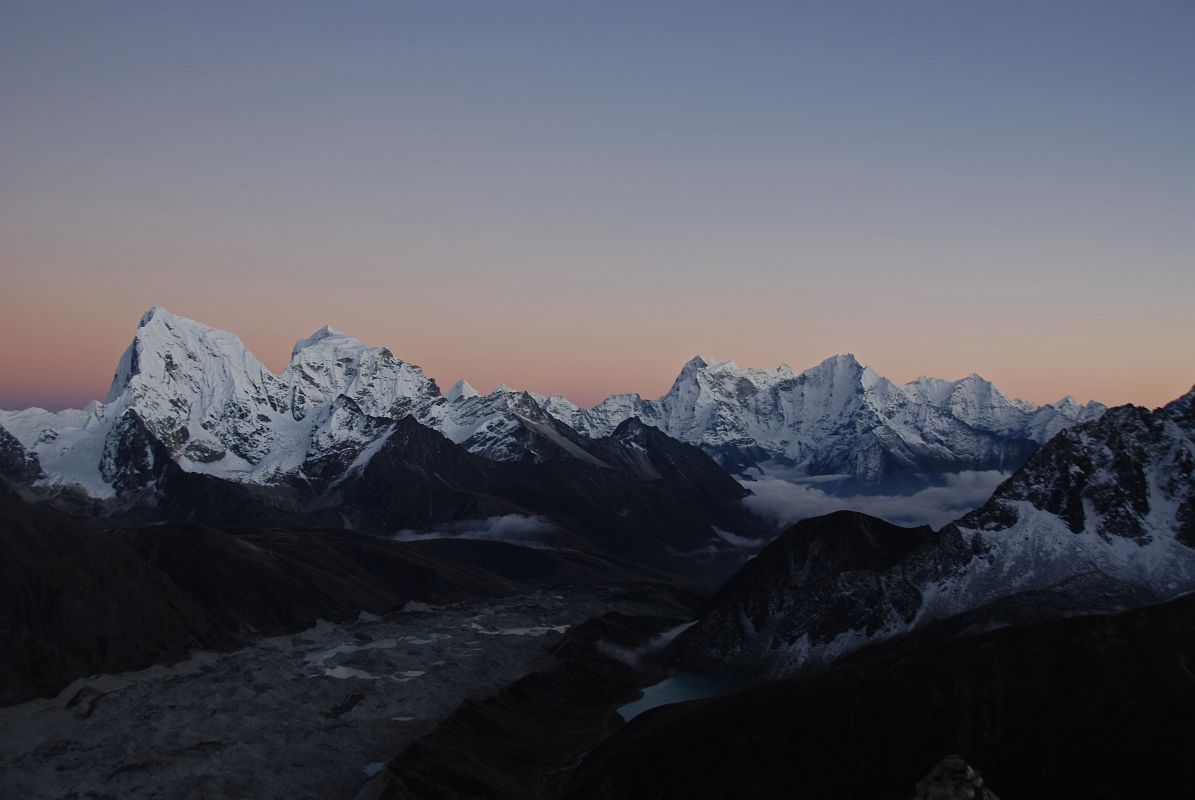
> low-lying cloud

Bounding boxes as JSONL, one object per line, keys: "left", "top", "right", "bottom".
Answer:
{"left": 713, "top": 527, "right": 763, "bottom": 548}
{"left": 391, "top": 514, "right": 556, "bottom": 549}
{"left": 741, "top": 471, "right": 1009, "bottom": 530}
{"left": 597, "top": 622, "right": 695, "bottom": 668}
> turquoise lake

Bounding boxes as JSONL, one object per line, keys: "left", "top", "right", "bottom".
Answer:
{"left": 618, "top": 672, "right": 756, "bottom": 721}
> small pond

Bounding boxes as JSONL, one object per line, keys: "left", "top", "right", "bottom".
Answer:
{"left": 618, "top": 672, "right": 756, "bottom": 721}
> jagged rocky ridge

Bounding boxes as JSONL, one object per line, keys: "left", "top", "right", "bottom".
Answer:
{"left": 0, "top": 308, "right": 1102, "bottom": 499}
{"left": 672, "top": 386, "right": 1195, "bottom": 676}
{"left": 545, "top": 354, "right": 1105, "bottom": 490}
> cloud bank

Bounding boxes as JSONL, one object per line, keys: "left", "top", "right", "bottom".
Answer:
{"left": 392, "top": 514, "right": 556, "bottom": 549}
{"left": 741, "top": 471, "right": 1009, "bottom": 530}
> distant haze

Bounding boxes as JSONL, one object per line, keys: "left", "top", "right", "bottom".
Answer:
{"left": 2, "top": 2, "right": 1192, "bottom": 411}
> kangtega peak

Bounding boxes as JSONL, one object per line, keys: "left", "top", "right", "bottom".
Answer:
{"left": 0, "top": 307, "right": 1103, "bottom": 499}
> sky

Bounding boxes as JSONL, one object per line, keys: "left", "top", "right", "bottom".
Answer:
{"left": 2, "top": 1, "right": 1192, "bottom": 411}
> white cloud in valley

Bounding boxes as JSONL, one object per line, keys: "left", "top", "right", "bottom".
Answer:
{"left": 391, "top": 514, "right": 557, "bottom": 549}
{"left": 741, "top": 471, "right": 1010, "bottom": 530}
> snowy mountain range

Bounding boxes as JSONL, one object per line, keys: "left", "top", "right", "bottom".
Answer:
{"left": 0, "top": 308, "right": 549, "bottom": 498}
{"left": 545, "top": 354, "right": 1105, "bottom": 490}
{"left": 673, "top": 384, "right": 1195, "bottom": 676}
{"left": 0, "top": 307, "right": 1103, "bottom": 500}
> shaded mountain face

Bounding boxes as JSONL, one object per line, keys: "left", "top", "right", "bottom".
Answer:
{"left": 587, "top": 418, "right": 748, "bottom": 503}
{"left": 0, "top": 425, "right": 41, "bottom": 484}
{"left": 327, "top": 416, "right": 761, "bottom": 578}
{"left": 567, "top": 592, "right": 1195, "bottom": 800}
{"left": 673, "top": 387, "right": 1195, "bottom": 676}
{"left": 671, "top": 511, "right": 975, "bottom": 675}
{"left": 546, "top": 354, "right": 1104, "bottom": 491}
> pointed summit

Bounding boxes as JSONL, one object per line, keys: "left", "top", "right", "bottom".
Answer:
{"left": 667, "top": 355, "right": 725, "bottom": 395}
{"left": 283, "top": 326, "right": 438, "bottom": 420}
{"left": 134, "top": 305, "right": 210, "bottom": 332}
{"left": 446, "top": 379, "right": 479, "bottom": 402}
{"left": 139, "top": 304, "right": 169, "bottom": 326}
{"left": 680, "top": 355, "right": 741, "bottom": 373}
{"left": 797, "top": 354, "right": 871, "bottom": 392}
{"left": 811, "top": 353, "right": 864, "bottom": 371}
{"left": 291, "top": 325, "right": 350, "bottom": 358}
{"left": 108, "top": 306, "right": 255, "bottom": 402}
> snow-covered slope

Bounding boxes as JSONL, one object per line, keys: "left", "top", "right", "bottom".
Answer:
{"left": 673, "top": 386, "right": 1195, "bottom": 676}
{"left": 106, "top": 306, "right": 291, "bottom": 468}
{"left": 959, "top": 385, "right": 1195, "bottom": 570}
{"left": 546, "top": 354, "right": 1105, "bottom": 489}
{"left": 437, "top": 387, "right": 610, "bottom": 466}
{"left": 0, "top": 406, "right": 112, "bottom": 496}
{"left": 284, "top": 325, "right": 442, "bottom": 422}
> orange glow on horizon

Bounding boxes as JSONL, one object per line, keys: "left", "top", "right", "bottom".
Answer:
{"left": 1, "top": 287, "right": 1189, "bottom": 413}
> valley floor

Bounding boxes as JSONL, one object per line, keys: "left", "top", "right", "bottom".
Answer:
{"left": 0, "top": 590, "right": 646, "bottom": 800}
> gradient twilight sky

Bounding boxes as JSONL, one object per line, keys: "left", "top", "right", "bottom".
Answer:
{"left": 2, "top": 1, "right": 1192, "bottom": 411}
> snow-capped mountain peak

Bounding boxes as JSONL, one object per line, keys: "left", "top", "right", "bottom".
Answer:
{"left": 815, "top": 352, "right": 862, "bottom": 370}
{"left": 446, "top": 379, "right": 479, "bottom": 403}
{"left": 107, "top": 305, "right": 274, "bottom": 402}
{"left": 101, "top": 306, "right": 289, "bottom": 470}
{"left": 290, "top": 324, "right": 348, "bottom": 357}
{"left": 283, "top": 325, "right": 438, "bottom": 421}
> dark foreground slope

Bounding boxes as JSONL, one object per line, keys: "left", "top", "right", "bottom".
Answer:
{"left": 366, "top": 608, "right": 699, "bottom": 800}
{"left": 566, "top": 591, "right": 1195, "bottom": 800}
{"left": 0, "top": 486, "right": 575, "bottom": 705}
{"left": 111, "top": 522, "right": 517, "bottom": 634}
{"left": 0, "top": 486, "right": 225, "bottom": 705}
